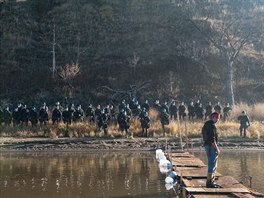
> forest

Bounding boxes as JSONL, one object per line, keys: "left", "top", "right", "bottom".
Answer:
{"left": 1, "top": 0, "right": 264, "bottom": 106}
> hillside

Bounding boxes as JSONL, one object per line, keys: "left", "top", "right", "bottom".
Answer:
{"left": 0, "top": 0, "right": 263, "bottom": 106}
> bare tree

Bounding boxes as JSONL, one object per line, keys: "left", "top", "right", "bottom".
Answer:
{"left": 52, "top": 22, "right": 56, "bottom": 79}
{"left": 127, "top": 52, "right": 140, "bottom": 75}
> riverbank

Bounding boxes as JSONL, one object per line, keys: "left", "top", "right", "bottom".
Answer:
{"left": 0, "top": 137, "right": 263, "bottom": 151}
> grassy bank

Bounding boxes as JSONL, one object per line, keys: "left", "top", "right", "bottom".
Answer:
{"left": 0, "top": 103, "right": 263, "bottom": 139}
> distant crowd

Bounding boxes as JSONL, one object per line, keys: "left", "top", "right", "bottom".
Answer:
{"left": 0, "top": 98, "right": 234, "bottom": 137}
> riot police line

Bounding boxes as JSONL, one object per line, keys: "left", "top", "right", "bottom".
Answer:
{"left": 0, "top": 98, "right": 232, "bottom": 137}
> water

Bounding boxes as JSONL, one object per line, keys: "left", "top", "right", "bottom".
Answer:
{"left": 193, "top": 149, "right": 264, "bottom": 193}
{"left": 0, "top": 152, "right": 175, "bottom": 198}
{"left": 0, "top": 150, "right": 263, "bottom": 198}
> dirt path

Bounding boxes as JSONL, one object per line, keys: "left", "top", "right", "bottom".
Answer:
{"left": 0, "top": 137, "right": 263, "bottom": 151}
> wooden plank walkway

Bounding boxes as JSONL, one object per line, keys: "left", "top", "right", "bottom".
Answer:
{"left": 168, "top": 152, "right": 264, "bottom": 198}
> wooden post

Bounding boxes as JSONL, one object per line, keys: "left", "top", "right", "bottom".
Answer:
{"left": 177, "top": 116, "right": 183, "bottom": 151}
{"left": 182, "top": 187, "right": 187, "bottom": 198}
{"left": 185, "top": 120, "right": 189, "bottom": 151}
{"left": 249, "top": 176, "right": 252, "bottom": 188}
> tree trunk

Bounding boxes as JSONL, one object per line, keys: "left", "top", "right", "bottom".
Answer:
{"left": 226, "top": 59, "right": 235, "bottom": 106}
{"left": 52, "top": 23, "right": 56, "bottom": 79}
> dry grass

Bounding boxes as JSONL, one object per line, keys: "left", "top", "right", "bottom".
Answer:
{"left": 0, "top": 103, "right": 263, "bottom": 139}
{"left": 230, "top": 103, "right": 264, "bottom": 121}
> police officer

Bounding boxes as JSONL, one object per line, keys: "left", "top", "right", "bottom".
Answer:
{"left": 29, "top": 107, "right": 38, "bottom": 127}
{"left": 129, "top": 98, "right": 137, "bottom": 115}
{"left": 62, "top": 107, "right": 72, "bottom": 125}
{"left": 223, "top": 103, "right": 232, "bottom": 121}
{"left": 12, "top": 108, "right": 21, "bottom": 126}
{"left": 133, "top": 103, "right": 141, "bottom": 117}
{"left": 153, "top": 99, "right": 161, "bottom": 112}
{"left": 97, "top": 109, "right": 108, "bottom": 136}
{"left": 188, "top": 102, "right": 195, "bottom": 120}
{"left": 169, "top": 101, "right": 177, "bottom": 120}
{"left": 109, "top": 104, "right": 117, "bottom": 125}
{"left": 142, "top": 100, "right": 150, "bottom": 112}
{"left": 205, "top": 102, "right": 213, "bottom": 120}
{"left": 21, "top": 105, "right": 29, "bottom": 126}
{"left": 178, "top": 102, "right": 186, "bottom": 120}
{"left": 161, "top": 101, "right": 169, "bottom": 114}
{"left": 214, "top": 102, "right": 222, "bottom": 114}
{"left": 2, "top": 107, "right": 12, "bottom": 126}
{"left": 0, "top": 107, "right": 3, "bottom": 124}
{"left": 124, "top": 104, "right": 132, "bottom": 117}
{"left": 194, "top": 100, "right": 200, "bottom": 117}
{"left": 117, "top": 110, "right": 130, "bottom": 136}
{"left": 95, "top": 105, "right": 101, "bottom": 119}
{"left": 52, "top": 105, "right": 62, "bottom": 125}
{"left": 196, "top": 104, "right": 204, "bottom": 120}
{"left": 119, "top": 99, "right": 126, "bottom": 112}
{"left": 139, "top": 108, "right": 150, "bottom": 137}
{"left": 39, "top": 103, "right": 49, "bottom": 126}
{"left": 160, "top": 108, "right": 170, "bottom": 136}
{"left": 73, "top": 105, "right": 84, "bottom": 122}
{"left": 238, "top": 111, "right": 250, "bottom": 137}
{"left": 85, "top": 104, "right": 95, "bottom": 123}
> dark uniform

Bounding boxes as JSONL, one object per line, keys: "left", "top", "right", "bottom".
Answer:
{"left": 109, "top": 105, "right": 117, "bottom": 124}
{"left": 142, "top": 100, "right": 150, "bottom": 112}
{"left": 39, "top": 105, "right": 49, "bottom": 126}
{"left": 97, "top": 109, "right": 108, "bottom": 136}
{"left": 188, "top": 102, "right": 195, "bottom": 120}
{"left": 160, "top": 109, "right": 170, "bottom": 136}
{"left": 85, "top": 104, "right": 95, "bottom": 123}
{"left": 178, "top": 102, "right": 186, "bottom": 120}
{"left": 169, "top": 101, "right": 177, "bottom": 120}
{"left": 118, "top": 100, "right": 126, "bottom": 112}
{"left": 194, "top": 100, "right": 201, "bottom": 119}
{"left": 161, "top": 102, "right": 169, "bottom": 114}
{"left": 29, "top": 107, "right": 38, "bottom": 127}
{"left": 153, "top": 100, "right": 161, "bottom": 112}
{"left": 205, "top": 102, "right": 213, "bottom": 120}
{"left": 238, "top": 111, "right": 250, "bottom": 137}
{"left": 62, "top": 107, "right": 72, "bottom": 125}
{"left": 12, "top": 108, "right": 21, "bottom": 126}
{"left": 117, "top": 110, "right": 130, "bottom": 135}
{"left": 0, "top": 107, "right": 3, "bottom": 124}
{"left": 223, "top": 103, "right": 232, "bottom": 121}
{"left": 129, "top": 98, "right": 138, "bottom": 116}
{"left": 21, "top": 105, "right": 29, "bottom": 126}
{"left": 2, "top": 107, "right": 12, "bottom": 126}
{"left": 196, "top": 104, "right": 204, "bottom": 120}
{"left": 139, "top": 110, "right": 150, "bottom": 137}
{"left": 214, "top": 102, "right": 222, "bottom": 114}
{"left": 52, "top": 106, "right": 62, "bottom": 124}
{"left": 73, "top": 105, "right": 84, "bottom": 122}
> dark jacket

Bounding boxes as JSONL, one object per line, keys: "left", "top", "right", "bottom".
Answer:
{"left": 238, "top": 115, "right": 250, "bottom": 127}
{"left": 202, "top": 120, "right": 218, "bottom": 146}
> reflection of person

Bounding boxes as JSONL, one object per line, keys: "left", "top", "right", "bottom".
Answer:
{"left": 202, "top": 112, "right": 221, "bottom": 188}
{"left": 238, "top": 111, "right": 250, "bottom": 137}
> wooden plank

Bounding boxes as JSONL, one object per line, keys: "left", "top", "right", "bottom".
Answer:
{"left": 232, "top": 193, "right": 259, "bottom": 198}
{"left": 171, "top": 152, "right": 194, "bottom": 158}
{"left": 217, "top": 176, "right": 248, "bottom": 189}
{"left": 185, "top": 187, "right": 250, "bottom": 193}
{"left": 192, "top": 195, "right": 235, "bottom": 198}
{"left": 171, "top": 157, "right": 206, "bottom": 167}
{"left": 182, "top": 176, "right": 247, "bottom": 189}
{"left": 176, "top": 166, "right": 221, "bottom": 178}
{"left": 183, "top": 178, "right": 205, "bottom": 187}
{"left": 192, "top": 193, "right": 257, "bottom": 198}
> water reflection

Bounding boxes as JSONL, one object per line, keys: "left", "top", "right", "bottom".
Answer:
{"left": 193, "top": 150, "right": 264, "bottom": 193}
{"left": 0, "top": 152, "right": 174, "bottom": 198}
